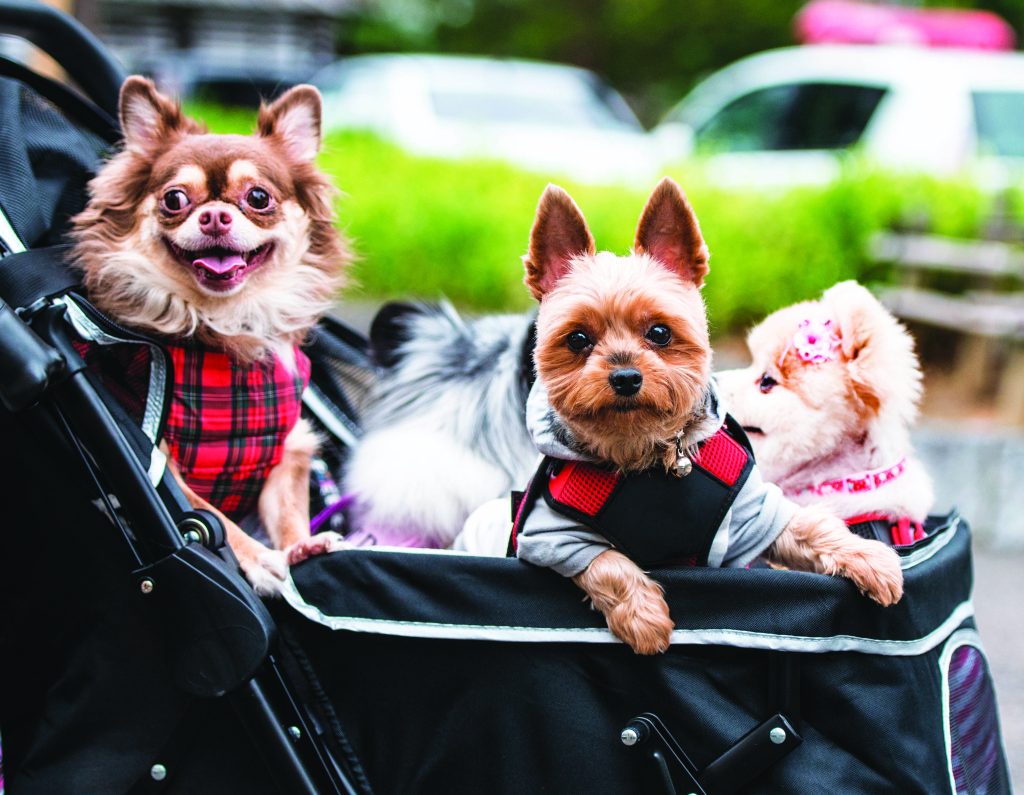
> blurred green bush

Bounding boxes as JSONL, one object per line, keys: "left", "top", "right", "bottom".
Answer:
{"left": 192, "top": 104, "right": 993, "bottom": 336}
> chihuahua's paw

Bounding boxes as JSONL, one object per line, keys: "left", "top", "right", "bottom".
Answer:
{"left": 242, "top": 549, "right": 288, "bottom": 597}
{"left": 285, "top": 531, "right": 349, "bottom": 567}
{"left": 835, "top": 540, "right": 904, "bottom": 606}
{"left": 606, "top": 584, "right": 675, "bottom": 655}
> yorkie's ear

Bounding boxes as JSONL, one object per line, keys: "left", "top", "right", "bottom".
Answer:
{"left": 258, "top": 84, "right": 323, "bottom": 163}
{"left": 119, "top": 76, "right": 191, "bottom": 154}
{"left": 523, "top": 184, "right": 595, "bottom": 300}
{"left": 635, "top": 177, "right": 709, "bottom": 287}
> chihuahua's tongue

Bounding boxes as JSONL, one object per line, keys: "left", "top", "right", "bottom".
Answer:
{"left": 193, "top": 253, "right": 246, "bottom": 275}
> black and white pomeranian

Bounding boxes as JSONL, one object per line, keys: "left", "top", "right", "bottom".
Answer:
{"left": 342, "top": 301, "right": 537, "bottom": 548}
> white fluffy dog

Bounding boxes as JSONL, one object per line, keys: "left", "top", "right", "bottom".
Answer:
{"left": 717, "top": 281, "right": 933, "bottom": 538}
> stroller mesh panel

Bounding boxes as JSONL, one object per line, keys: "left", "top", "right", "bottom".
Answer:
{"left": 549, "top": 463, "right": 620, "bottom": 516}
{"left": 694, "top": 429, "right": 748, "bottom": 485}
{"left": 323, "top": 358, "right": 375, "bottom": 414}
{"left": 948, "top": 644, "right": 1007, "bottom": 794}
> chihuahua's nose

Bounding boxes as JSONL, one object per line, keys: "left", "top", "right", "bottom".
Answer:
{"left": 198, "top": 209, "right": 233, "bottom": 237}
{"left": 609, "top": 368, "right": 643, "bottom": 396}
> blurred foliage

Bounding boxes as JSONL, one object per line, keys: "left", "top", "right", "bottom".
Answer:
{"left": 341, "top": 0, "right": 1024, "bottom": 126}
{"left": 340, "top": 0, "right": 806, "bottom": 125}
{"left": 191, "top": 103, "right": 995, "bottom": 336}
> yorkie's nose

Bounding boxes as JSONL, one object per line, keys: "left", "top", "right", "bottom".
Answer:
{"left": 609, "top": 368, "right": 643, "bottom": 396}
{"left": 198, "top": 209, "right": 233, "bottom": 237}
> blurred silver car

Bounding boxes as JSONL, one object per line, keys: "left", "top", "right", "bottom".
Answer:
{"left": 313, "top": 54, "right": 660, "bottom": 185}
{"left": 655, "top": 45, "right": 1024, "bottom": 188}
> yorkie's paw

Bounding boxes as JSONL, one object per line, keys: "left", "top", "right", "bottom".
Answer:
{"left": 606, "top": 586, "right": 675, "bottom": 655}
{"left": 285, "top": 531, "right": 349, "bottom": 566}
{"left": 835, "top": 539, "right": 904, "bottom": 606}
{"left": 573, "top": 549, "right": 674, "bottom": 655}
{"left": 242, "top": 549, "right": 288, "bottom": 597}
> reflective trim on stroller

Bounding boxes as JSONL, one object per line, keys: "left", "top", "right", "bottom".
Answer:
{"left": 57, "top": 294, "right": 170, "bottom": 483}
{"left": 0, "top": 206, "right": 24, "bottom": 254}
{"left": 281, "top": 512, "right": 974, "bottom": 654}
{"left": 282, "top": 568, "right": 976, "bottom": 655}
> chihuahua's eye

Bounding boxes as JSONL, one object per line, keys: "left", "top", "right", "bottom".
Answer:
{"left": 759, "top": 373, "right": 777, "bottom": 394}
{"left": 245, "top": 187, "right": 271, "bottom": 210}
{"left": 645, "top": 324, "right": 672, "bottom": 346}
{"left": 161, "top": 189, "right": 190, "bottom": 213}
{"left": 566, "top": 330, "right": 592, "bottom": 353}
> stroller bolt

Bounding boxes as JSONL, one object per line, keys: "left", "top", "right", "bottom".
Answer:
{"left": 183, "top": 529, "right": 202, "bottom": 544}
{"left": 140, "top": 578, "right": 155, "bottom": 595}
{"left": 287, "top": 725, "right": 302, "bottom": 741}
{"left": 620, "top": 727, "right": 640, "bottom": 746}
{"left": 769, "top": 727, "right": 786, "bottom": 745}
{"left": 150, "top": 764, "right": 167, "bottom": 781}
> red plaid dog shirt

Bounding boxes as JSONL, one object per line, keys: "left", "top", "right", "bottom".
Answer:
{"left": 164, "top": 344, "right": 311, "bottom": 521}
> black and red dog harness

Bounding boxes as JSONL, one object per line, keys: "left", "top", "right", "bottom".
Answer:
{"left": 510, "top": 416, "right": 756, "bottom": 567}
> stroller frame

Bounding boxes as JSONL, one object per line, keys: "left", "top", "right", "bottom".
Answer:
{"left": 0, "top": 5, "right": 359, "bottom": 792}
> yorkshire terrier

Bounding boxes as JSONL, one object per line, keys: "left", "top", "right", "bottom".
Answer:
{"left": 511, "top": 178, "right": 904, "bottom": 655}
{"left": 718, "top": 281, "right": 934, "bottom": 543}
{"left": 71, "top": 77, "right": 350, "bottom": 594}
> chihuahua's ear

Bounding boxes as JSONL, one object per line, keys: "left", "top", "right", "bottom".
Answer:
{"left": 635, "top": 177, "right": 709, "bottom": 287}
{"left": 259, "top": 85, "right": 322, "bottom": 162}
{"left": 523, "top": 184, "right": 595, "bottom": 300}
{"left": 119, "top": 76, "right": 187, "bottom": 153}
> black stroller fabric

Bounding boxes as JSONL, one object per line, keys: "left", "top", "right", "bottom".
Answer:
{"left": 279, "top": 513, "right": 1011, "bottom": 794}
{"left": 0, "top": 75, "right": 109, "bottom": 250}
{"left": 0, "top": 393, "right": 284, "bottom": 795}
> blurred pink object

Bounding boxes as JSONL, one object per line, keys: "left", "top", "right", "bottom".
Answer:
{"left": 796, "top": 0, "right": 1015, "bottom": 50}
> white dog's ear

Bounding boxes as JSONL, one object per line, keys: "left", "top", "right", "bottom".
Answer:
{"left": 523, "top": 184, "right": 595, "bottom": 300}
{"left": 825, "top": 280, "right": 918, "bottom": 415}
{"left": 119, "top": 76, "right": 189, "bottom": 153}
{"left": 635, "top": 177, "right": 709, "bottom": 287}
{"left": 258, "top": 85, "right": 322, "bottom": 162}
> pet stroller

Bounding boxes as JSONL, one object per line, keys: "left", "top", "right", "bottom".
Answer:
{"left": 0, "top": 3, "right": 1011, "bottom": 793}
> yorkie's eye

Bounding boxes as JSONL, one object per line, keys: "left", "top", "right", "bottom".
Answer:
{"left": 245, "top": 187, "right": 272, "bottom": 210}
{"left": 161, "top": 189, "right": 190, "bottom": 214}
{"left": 645, "top": 324, "right": 672, "bottom": 346}
{"left": 566, "top": 330, "right": 593, "bottom": 353}
{"left": 759, "top": 373, "right": 778, "bottom": 394}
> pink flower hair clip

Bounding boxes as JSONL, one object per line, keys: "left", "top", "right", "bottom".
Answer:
{"left": 778, "top": 318, "right": 841, "bottom": 367}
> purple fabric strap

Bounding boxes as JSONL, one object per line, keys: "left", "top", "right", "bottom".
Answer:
{"left": 310, "top": 493, "right": 355, "bottom": 534}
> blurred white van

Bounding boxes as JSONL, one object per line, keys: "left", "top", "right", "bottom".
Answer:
{"left": 313, "top": 53, "right": 660, "bottom": 186}
{"left": 655, "top": 45, "right": 1024, "bottom": 188}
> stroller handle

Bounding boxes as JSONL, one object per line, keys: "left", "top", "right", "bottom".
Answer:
{"left": 0, "top": 297, "right": 64, "bottom": 411}
{"left": 0, "top": 0, "right": 125, "bottom": 118}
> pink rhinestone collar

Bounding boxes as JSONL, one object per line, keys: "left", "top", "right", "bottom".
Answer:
{"left": 791, "top": 457, "right": 907, "bottom": 498}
